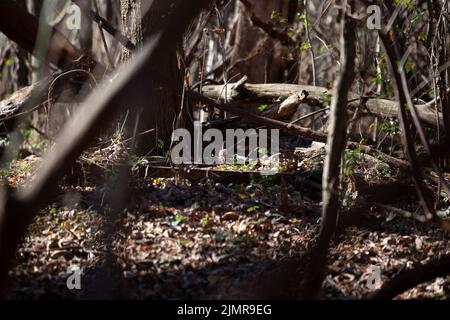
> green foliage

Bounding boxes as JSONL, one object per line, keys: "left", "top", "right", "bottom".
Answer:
{"left": 394, "top": 0, "right": 415, "bottom": 10}
{"left": 320, "top": 91, "right": 333, "bottom": 105}
{"left": 129, "top": 155, "right": 148, "bottom": 166}
{"left": 201, "top": 213, "right": 209, "bottom": 226}
{"left": 299, "top": 40, "right": 310, "bottom": 51}
{"left": 246, "top": 204, "right": 260, "bottom": 213}
{"left": 5, "top": 57, "right": 12, "bottom": 66}
{"left": 296, "top": 12, "right": 310, "bottom": 28}
{"left": 171, "top": 212, "right": 184, "bottom": 226}
{"left": 404, "top": 59, "right": 414, "bottom": 73}
{"left": 255, "top": 175, "right": 275, "bottom": 188}
{"left": 258, "top": 104, "right": 269, "bottom": 112}
{"left": 156, "top": 138, "right": 165, "bottom": 153}
{"left": 372, "top": 72, "right": 384, "bottom": 85}
{"left": 344, "top": 146, "right": 362, "bottom": 177}
{"left": 379, "top": 119, "right": 399, "bottom": 135}
{"left": 436, "top": 207, "right": 450, "bottom": 218}
{"left": 270, "top": 10, "right": 287, "bottom": 25}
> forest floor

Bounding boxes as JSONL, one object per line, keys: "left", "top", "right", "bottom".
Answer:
{"left": 2, "top": 140, "right": 449, "bottom": 300}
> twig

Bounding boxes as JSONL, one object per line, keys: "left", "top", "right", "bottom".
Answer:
{"left": 303, "top": 0, "right": 316, "bottom": 86}
{"left": 73, "top": 0, "right": 136, "bottom": 51}
{"left": 188, "top": 90, "right": 409, "bottom": 169}
{"left": 239, "top": 0, "right": 294, "bottom": 47}
{"left": 289, "top": 107, "right": 329, "bottom": 125}
{"left": 93, "top": 0, "right": 114, "bottom": 69}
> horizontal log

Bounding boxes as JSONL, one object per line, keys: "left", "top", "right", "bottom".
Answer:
{"left": 189, "top": 90, "right": 410, "bottom": 169}
{"left": 0, "top": 0, "right": 105, "bottom": 127}
{"left": 0, "top": 58, "right": 101, "bottom": 125}
{"left": 369, "top": 253, "right": 450, "bottom": 299}
{"left": 202, "top": 82, "right": 443, "bottom": 128}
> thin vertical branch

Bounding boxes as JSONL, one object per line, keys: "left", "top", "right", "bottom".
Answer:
{"left": 94, "top": 0, "right": 115, "bottom": 69}
{"left": 302, "top": 0, "right": 356, "bottom": 298}
{"left": 303, "top": 0, "right": 316, "bottom": 86}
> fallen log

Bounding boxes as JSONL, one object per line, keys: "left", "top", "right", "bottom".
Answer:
{"left": 0, "top": 56, "right": 101, "bottom": 127}
{"left": 369, "top": 253, "right": 450, "bottom": 300}
{"left": 188, "top": 90, "right": 410, "bottom": 169}
{"left": 66, "top": 162, "right": 297, "bottom": 185}
{"left": 202, "top": 82, "right": 443, "bottom": 128}
{"left": 0, "top": 0, "right": 105, "bottom": 128}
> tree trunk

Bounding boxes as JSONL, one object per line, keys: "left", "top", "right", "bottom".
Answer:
{"left": 227, "top": 0, "right": 292, "bottom": 83}
{"left": 120, "top": 0, "right": 182, "bottom": 155}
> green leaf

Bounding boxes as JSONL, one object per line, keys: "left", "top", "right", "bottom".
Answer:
{"left": 258, "top": 104, "right": 269, "bottom": 112}
{"left": 171, "top": 212, "right": 184, "bottom": 226}
{"left": 247, "top": 204, "right": 260, "bottom": 213}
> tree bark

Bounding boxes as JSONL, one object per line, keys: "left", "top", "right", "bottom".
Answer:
{"left": 120, "top": 0, "right": 182, "bottom": 155}
{"left": 202, "top": 82, "right": 444, "bottom": 128}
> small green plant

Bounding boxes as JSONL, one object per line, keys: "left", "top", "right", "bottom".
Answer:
{"left": 201, "top": 213, "right": 209, "bottom": 226}
{"left": 129, "top": 155, "right": 148, "bottom": 166}
{"left": 257, "top": 175, "right": 275, "bottom": 188}
{"left": 343, "top": 146, "right": 362, "bottom": 179}
{"left": 258, "top": 104, "right": 269, "bottom": 112}
{"left": 247, "top": 204, "right": 260, "bottom": 213}
{"left": 271, "top": 10, "right": 287, "bottom": 25}
{"left": 436, "top": 207, "right": 450, "bottom": 218}
{"left": 231, "top": 184, "right": 242, "bottom": 192}
{"left": 296, "top": 12, "right": 310, "bottom": 27}
{"left": 379, "top": 119, "right": 399, "bottom": 135}
{"left": 320, "top": 92, "right": 333, "bottom": 105}
{"left": 0, "top": 167, "right": 12, "bottom": 177}
{"left": 299, "top": 40, "right": 310, "bottom": 51}
{"left": 16, "top": 162, "right": 33, "bottom": 176}
{"left": 372, "top": 72, "right": 384, "bottom": 85}
{"left": 171, "top": 212, "right": 184, "bottom": 226}
{"left": 5, "top": 56, "right": 12, "bottom": 66}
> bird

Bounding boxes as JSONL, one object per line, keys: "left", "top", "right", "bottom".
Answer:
{"left": 269, "top": 90, "right": 309, "bottom": 120}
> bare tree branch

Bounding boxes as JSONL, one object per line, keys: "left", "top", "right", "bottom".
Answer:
{"left": 302, "top": 0, "right": 357, "bottom": 298}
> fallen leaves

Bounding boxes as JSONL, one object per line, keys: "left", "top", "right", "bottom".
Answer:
{"left": 3, "top": 149, "right": 449, "bottom": 300}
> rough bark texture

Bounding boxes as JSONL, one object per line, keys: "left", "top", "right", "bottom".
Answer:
{"left": 120, "top": 0, "right": 182, "bottom": 154}
{"left": 202, "top": 82, "right": 444, "bottom": 128}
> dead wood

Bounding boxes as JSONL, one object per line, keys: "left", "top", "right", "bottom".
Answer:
{"left": 369, "top": 253, "right": 450, "bottom": 300}
{"left": 188, "top": 90, "right": 409, "bottom": 170}
{"left": 0, "top": 0, "right": 105, "bottom": 129}
{"left": 202, "top": 82, "right": 443, "bottom": 128}
{"left": 0, "top": 56, "right": 102, "bottom": 127}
